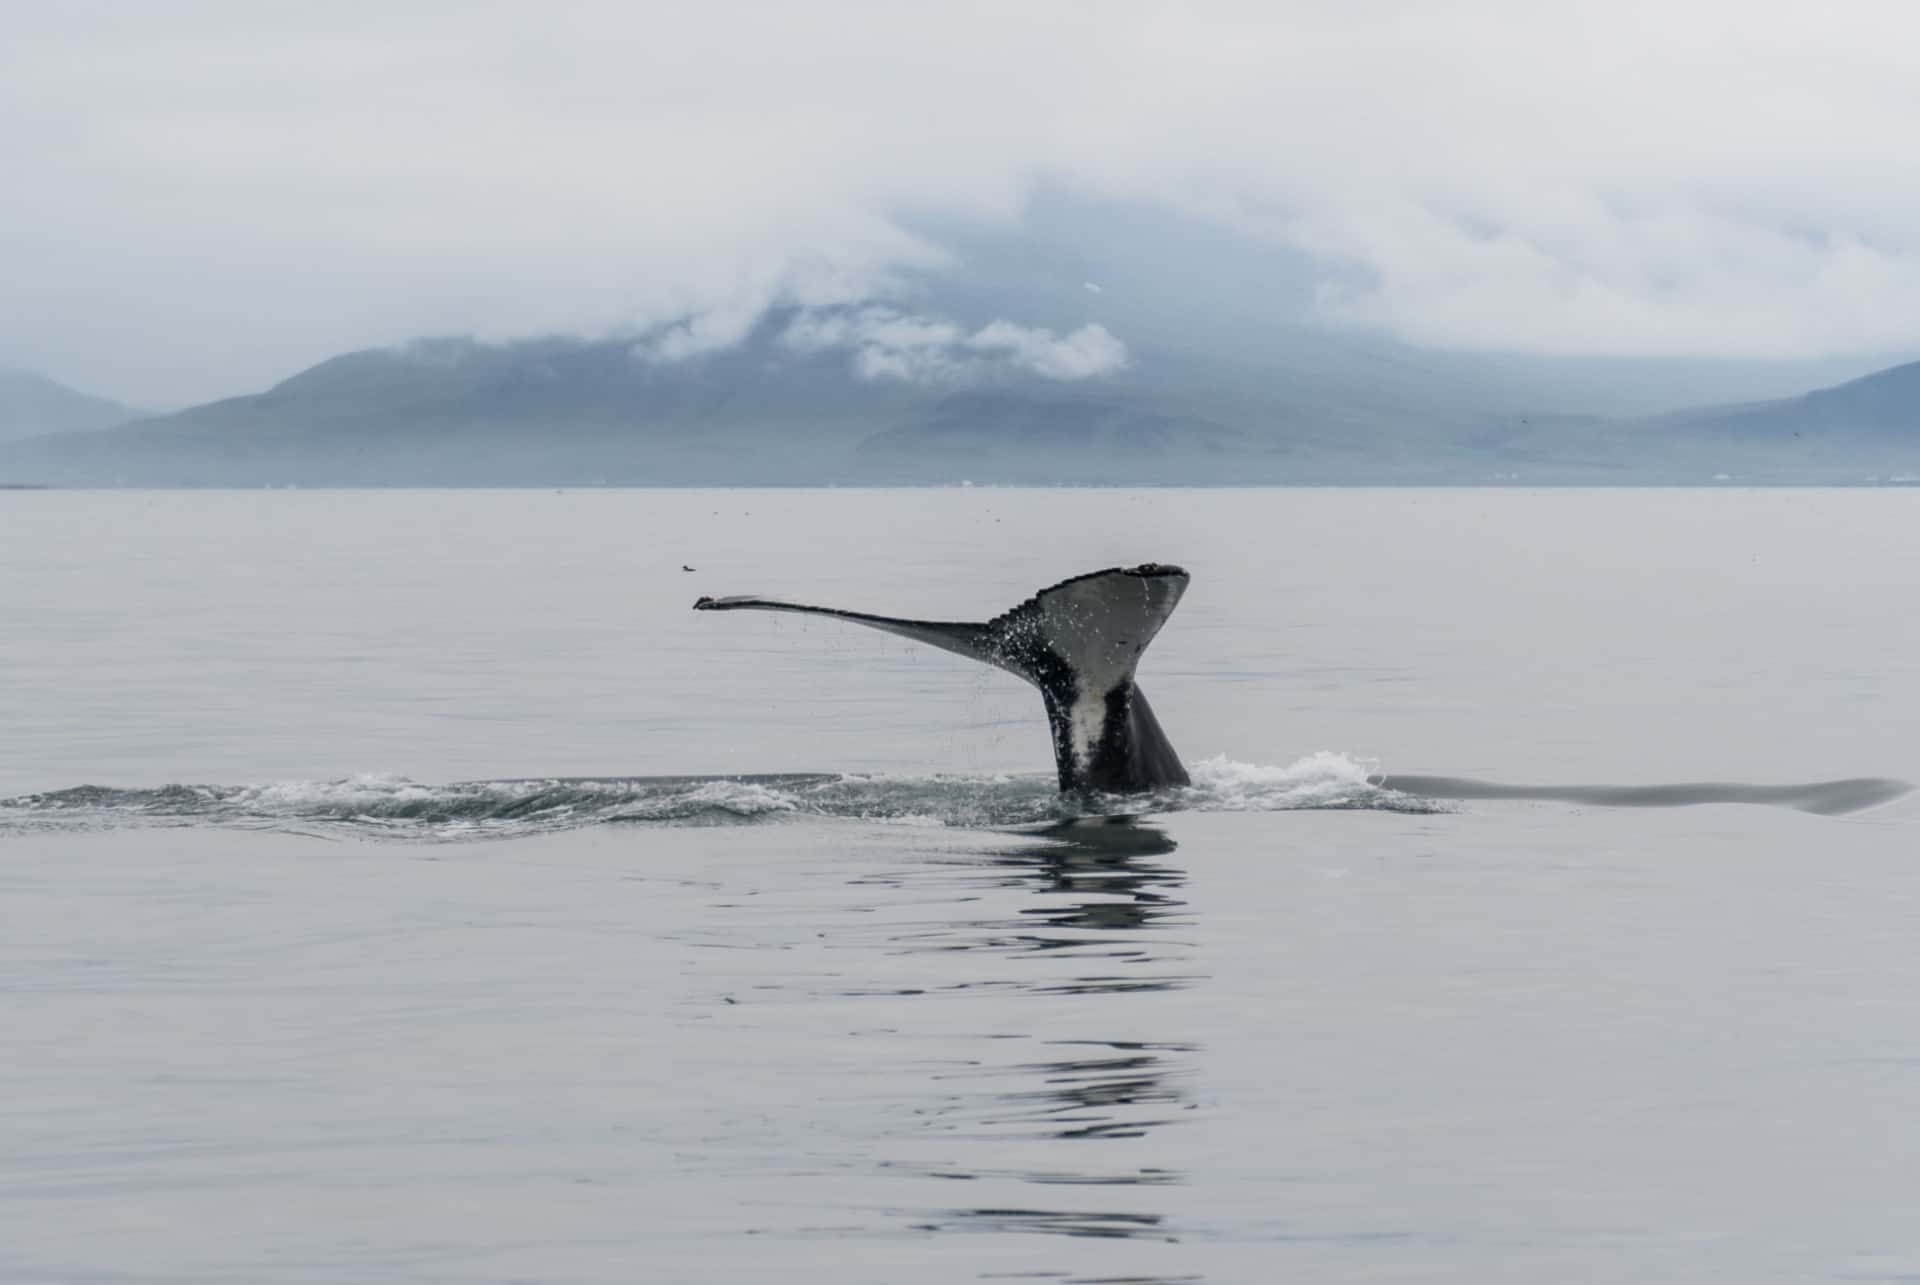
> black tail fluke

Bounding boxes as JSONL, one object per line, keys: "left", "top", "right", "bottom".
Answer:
{"left": 694, "top": 564, "right": 1191, "bottom": 794}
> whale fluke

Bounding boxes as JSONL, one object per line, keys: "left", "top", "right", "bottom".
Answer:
{"left": 694, "top": 564, "right": 1191, "bottom": 793}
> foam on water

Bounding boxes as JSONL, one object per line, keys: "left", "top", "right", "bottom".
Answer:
{"left": 0, "top": 753, "right": 1439, "bottom": 842}
{"left": 1185, "top": 751, "right": 1392, "bottom": 810}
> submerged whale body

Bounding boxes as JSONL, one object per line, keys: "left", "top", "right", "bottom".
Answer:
{"left": 695, "top": 564, "right": 1191, "bottom": 794}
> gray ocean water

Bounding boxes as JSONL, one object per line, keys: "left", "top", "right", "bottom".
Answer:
{"left": 5, "top": 487, "right": 1920, "bottom": 1284}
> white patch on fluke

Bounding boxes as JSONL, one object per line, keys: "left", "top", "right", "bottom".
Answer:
{"left": 1024, "top": 570, "right": 1181, "bottom": 780}
{"left": 1066, "top": 691, "right": 1110, "bottom": 777}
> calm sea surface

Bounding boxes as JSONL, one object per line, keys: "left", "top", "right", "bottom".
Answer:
{"left": 5, "top": 488, "right": 1920, "bottom": 1284}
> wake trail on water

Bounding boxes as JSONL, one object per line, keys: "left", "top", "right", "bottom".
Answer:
{"left": 5, "top": 756, "right": 1905, "bottom": 842}
{"left": 1373, "top": 773, "right": 1912, "bottom": 818}
{"left": 0, "top": 753, "right": 1431, "bottom": 841}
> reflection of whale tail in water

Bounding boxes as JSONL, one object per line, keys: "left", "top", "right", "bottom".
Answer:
{"left": 1022, "top": 815, "right": 1181, "bottom": 858}
{"left": 695, "top": 564, "right": 1190, "bottom": 794}
{"left": 1376, "top": 774, "right": 1913, "bottom": 817}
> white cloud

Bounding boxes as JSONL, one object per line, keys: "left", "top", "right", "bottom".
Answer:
{"left": 5, "top": 2, "right": 1920, "bottom": 403}
{"left": 965, "top": 320, "right": 1128, "bottom": 380}
{"left": 638, "top": 295, "right": 770, "bottom": 363}
{"left": 781, "top": 307, "right": 1126, "bottom": 382}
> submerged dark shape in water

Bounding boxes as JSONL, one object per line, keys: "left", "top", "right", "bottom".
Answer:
{"left": 1375, "top": 774, "right": 1912, "bottom": 817}
{"left": 695, "top": 564, "right": 1191, "bottom": 794}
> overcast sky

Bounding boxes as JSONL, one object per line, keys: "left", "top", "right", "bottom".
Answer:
{"left": 5, "top": 1, "right": 1919, "bottom": 406}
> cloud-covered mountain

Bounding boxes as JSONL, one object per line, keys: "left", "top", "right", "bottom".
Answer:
{"left": 0, "top": 371, "right": 141, "bottom": 442}
{"left": 4, "top": 310, "right": 1916, "bottom": 486}
{"left": 0, "top": 300, "right": 1551, "bottom": 485}
{"left": 7, "top": 310, "right": 1145, "bottom": 485}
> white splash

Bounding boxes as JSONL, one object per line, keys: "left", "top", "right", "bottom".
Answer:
{"left": 1185, "top": 751, "right": 1395, "bottom": 811}
{"left": 225, "top": 774, "right": 442, "bottom": 812}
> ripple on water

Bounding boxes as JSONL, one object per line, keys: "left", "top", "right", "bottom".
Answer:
{"left": 0, "top": 753, "right": 1440, "bottom": 841}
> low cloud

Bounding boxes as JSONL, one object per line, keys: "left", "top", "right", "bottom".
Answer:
{"left": 635, "top": 298, "right": 771, "bottom": 364}
{"left": 780, "top": 307, "right": 1127, "bottom": 383}
{"left": 9, "top": 3, "right": 1920, "bottom": 404}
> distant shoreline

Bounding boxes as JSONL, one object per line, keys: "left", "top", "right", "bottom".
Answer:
{"left": 3, "top": 480, "right": 1918, "bottom": 492}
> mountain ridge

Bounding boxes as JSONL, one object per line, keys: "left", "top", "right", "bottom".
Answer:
{"left": 4, "top": 326, "right": 1917, "bottom": 485}
{"left": 0, "top": 371, "right": 143, "bottom": 442}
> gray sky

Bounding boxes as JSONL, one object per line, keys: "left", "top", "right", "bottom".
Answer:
{"left": 6, "top": 1, "right": 1920, "bottom": 407}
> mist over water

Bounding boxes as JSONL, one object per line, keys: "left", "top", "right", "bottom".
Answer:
{"left": 5, "top": 488, "right": 1920, "bottom": 1283}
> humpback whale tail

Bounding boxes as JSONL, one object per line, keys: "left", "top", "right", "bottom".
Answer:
{"left": 694, "top": 564, "right": 1191, "bottom": 794}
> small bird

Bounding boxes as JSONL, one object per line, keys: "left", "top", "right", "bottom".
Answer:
{"left": 682, "top": 564, "right": 696, "bottom": 572}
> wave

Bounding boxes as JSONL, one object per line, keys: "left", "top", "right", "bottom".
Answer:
{"left": 1374, "top": 773, "right": 1912, "bottom": 817}
{"left": 0, "top": 753, "right": 1436, "bottom": 842}
{"left": 12, "top": 755, "right": 1896, "bottom": 843}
